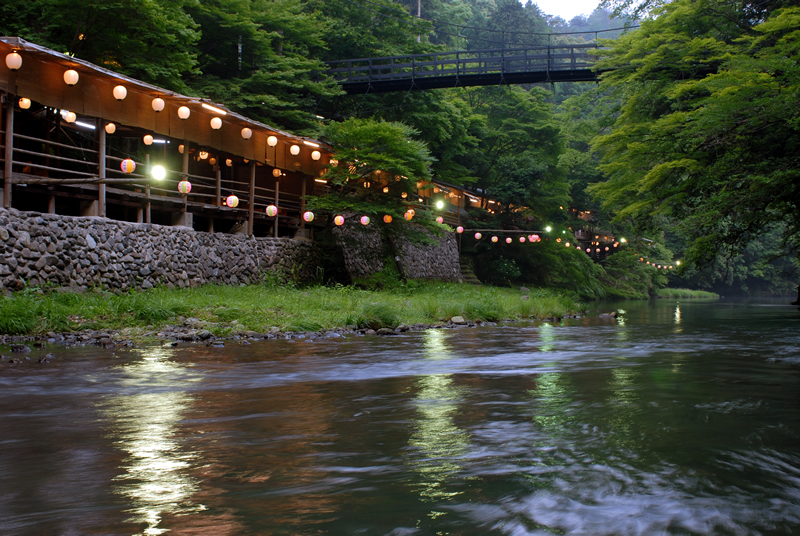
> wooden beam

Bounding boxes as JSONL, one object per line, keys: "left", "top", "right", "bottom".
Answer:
{"left": 248, "top": 161, "right": 255, "bottom": 235}
{"left": 4, "top": 94, "right": 13, "bottom": 208}
{"left": 97, "top": 118, "right": 106, "bottom": 217}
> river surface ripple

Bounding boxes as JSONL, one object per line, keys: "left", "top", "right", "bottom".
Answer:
{"left": 1, "top": 298, "right": 799, "bottom": 535}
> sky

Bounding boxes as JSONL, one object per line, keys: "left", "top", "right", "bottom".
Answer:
{"left": 531, "top": 0, "right": 602, "bottom": 20}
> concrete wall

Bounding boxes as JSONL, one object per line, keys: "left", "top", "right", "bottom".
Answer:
{"left": 0, "top": 208, "right": 318, "bottom": 292}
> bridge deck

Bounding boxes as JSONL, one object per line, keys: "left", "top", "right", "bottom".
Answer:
{"left": 327, "top": 44, "right": 599, "bottom": 93}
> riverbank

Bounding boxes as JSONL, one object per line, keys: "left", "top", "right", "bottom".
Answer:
{"left": 655, "top": 288, "right": 720, "bottom": 299}
{"left": 0, "top": 281, "right": 583, "bottom": 348}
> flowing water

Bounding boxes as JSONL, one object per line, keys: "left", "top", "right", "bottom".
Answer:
{"left": 1, "top": 298, "right": 800, "bottom": 535}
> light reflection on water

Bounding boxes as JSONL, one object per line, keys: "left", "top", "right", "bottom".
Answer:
{"left": 0, "top": 298, "right": 799, "bottom": 534}
{"left": 99, "top": 346, "right": 203, "bottom": 535}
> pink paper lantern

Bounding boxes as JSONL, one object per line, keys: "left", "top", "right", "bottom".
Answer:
{"left": 303, "top": 211, "right": 314, "bottom": 222}
{"left": 491, "top": 236, "right": 498, "bottom": 243}
{"left": 456, "top": 226, "right": 464, "bottom": 234}
{"left": 505, "top": 237, "right": 512, "bottom": 243}
{"left": 334, "top": 215, "right": 345, "bottom": 226}
{"left": 383, "top": 215, "right": 393, "bottom": 223}
{"left": 436, "top": 216, "right": 443, "bottom": 224}
{"left": 225, "top": 195, "right": 239, "bottom": 208}
{"left": 360, "top": 215, "right": 370, "bottom": 226}
{"left": 519, "top": 236, "right": 526, "bottom": 242}
{"left": 474, "top": 232, "right": 482, "bottom": 239}
{"left": 178, "top": 180, "right": 192, "bottom": 194}
{"left": 266, "top": 205, "right": 278, "bottom": 217}
{"left": 120, "top": 158, "right": 136, "bottom": 174}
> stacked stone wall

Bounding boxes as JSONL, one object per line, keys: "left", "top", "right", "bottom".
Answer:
{"left": 0, "top": 208, "right": 318, "bottom": 292}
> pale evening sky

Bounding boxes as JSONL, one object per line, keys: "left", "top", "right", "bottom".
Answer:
{"left": 531, "top": 0, "right": 602, "bottom": 21}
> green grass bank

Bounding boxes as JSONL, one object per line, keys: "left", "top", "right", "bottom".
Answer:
{"left": 0, "top": 281, "right": 583, "bottom": 338}
{"left": 655, "top": 288, "right": 720, "bottom": 299}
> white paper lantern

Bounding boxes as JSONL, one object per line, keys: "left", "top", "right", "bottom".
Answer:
{"left": 177, "top": 106, "right": 191, "bottom": 120}
{"left": 210, "top": 117, "right": 222, "bottom": 129}
{"left": 311, "top": 150, "right": 321, "bottom": 161}
{"left": 5, "top": 52, "right": 22, "bottom": 70}
{"left": 152, "top": 98, "right": 165, "bottom": 112}
{"left": 105, "top": 123, "right": 116, "bottom": 134}
{"left": 290, "top": 144, "right": 300, "bottom": 156}
{"left": 113, "top": 85, "right": 127, "bottom": 100}
{"left": 18, "top": 98, "right": 31, "bottom": 109}
{"left": 267, "top": 135, "right": 278, "bottom": 147}
{"left": 63, "top": 69, "right": 79, "bottom": 86}
{"left": 241, "top": 128, "right": 253, "bottom": 139}
{"left": 143, "top": 135, "right": 153, "bottom": 146}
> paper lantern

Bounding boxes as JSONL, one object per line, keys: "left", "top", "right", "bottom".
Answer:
{"left": 210, "top": 117, "right": 222, "bottom": 130}
{"left": 311, "top": 150, "right": 321, "bottom": 161}
{"left": 587, "top": 248, "right": 592, "bottom": 253}
{"left": 178, "top": 144, "right": 184, "bottom": 154}
{"left": 520, "top": 236, "right": 526, "bottom": 243}
{"left": 404, "top": 211, "right": 413, "bottom": 221}
{"left": 303, "top": 211, "right": 314, "bottom": 222}
{"left": 334, "top": 215, "right": 345, "bottom": 226}
{"left": 63, "top": 111, "right": 76, "bottom": 123}
{"left": 120, "top": 158, "right": 136, "bottom": 173}
{"left": 383, "top": 187, "right": 390, "bottom": 193}
{"left": 266, "top": 205, "right": 278, "bottom": 217}
{"left": 63, "top": 69, "right": 79, "bottom": 86}
{"left": 383, "top": 215, "right": 392, "bottom": 223}
{"left": 199, "top": 151, "right": 208, "bottom": 160}
{"left": 401, "top": 192, "right": 408, "bottom": 199}
{"left": 290, "top": 145, "right": 300, "bottom": 156}
{"left": 565, "top": 242, "right": 570, "bottom": 247}
{"left": 272, "top": 168, "right": 281, "bottom": 177}
{"left": 105, "top": 123, "right": 116, "bottom": 134}
{"left": 225, "top": 159, "right": 233, "bottom": 167}
{"left": 5, "top": 52, "right": 22, "bottom": 70}
{"left": 491, "top": 236, "right": 498, "bottom": 243}
{"left": 208, "top": 157, "right": 217, "bottom": 166}
{"left": 360, "top": 215, "right": 370, "bottom": 226}
{"left": 474, "top": 232, "right": 482, "bottom": 239}
{"left": 177, "top": 106, "right": 191, "bottom": 120}
{"left": 436, "top": 216, "right": 444, "bottom": 224}
{"left": 532, "top": 234, "right": 540, "bottom": 242}
{"left": 152, "top": 98, "right": 165, "bottom": 112}
{"left": 178, "top": 180, "right": 192, "bottom": 194}
{"left": 18, "top": 98, "right": 31, "bottom": 109}
{"left": 506, "top": 237, "right": 512, "bottom": 243}
{"left": 456, "top": 226, "right": 464, "bottom": 233}
{"left": 113, "top": 85, "right": 127, "bottom": 100}
{"left": 556, "top": 238, "right": 561, "bottom": 243}
{"left": 143, "top": 135, "right": 153, "bottom": 146}
{"left": 226, "top": 195, "right": 239, "bottom": 208}
{"left": 241, "top": 128, "right": 252, "bottom": 139}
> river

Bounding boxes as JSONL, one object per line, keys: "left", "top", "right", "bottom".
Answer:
{"left": 1, "top": 298, "right": 799, "bottom": 535}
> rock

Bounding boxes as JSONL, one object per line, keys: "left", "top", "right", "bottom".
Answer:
{"left": 451, "top": 316, "right": 467, "bottom": 325}
{"left": 98, "top": 337, "right": 115, "bottom": 348}
{"left": 521, "top": 295, "right": 529, "bottom": 300}
{"left": 376, "top": 327, "right": 395, "bottom": 335}
{"left": 395, "top": 323, "right": 409, "bottom": 332}
{"left": 599, "top": 312, "right": 618, "bottom": 318}
{"left": 520, "top": 286, "right": 529, "bottom": 292}
{"left": 10, "top": 344, "right": 30, "bottom": 353}
{"left": 196, "top": 330, "right": 213, "bottom": 341}
{"left": 85, "top": 234, "right": 96, "bottom": 249}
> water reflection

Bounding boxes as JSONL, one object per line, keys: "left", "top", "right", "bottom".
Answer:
{"left": 538, "top": 323, "right": 556, "bottom": 352}
{"left": 407, "top": 330, "right": 470, "bottom": 512}
{"left": 100, "top": 346, "right": 202, "bottom": 535}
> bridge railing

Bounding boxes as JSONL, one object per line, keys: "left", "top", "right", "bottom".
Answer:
{"left": 326, "top": 44, "right": 597, "bottom": 85}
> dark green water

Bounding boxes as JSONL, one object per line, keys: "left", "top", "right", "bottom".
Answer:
{"left": 1, "top": 298, "right": 800, "bottom": 535}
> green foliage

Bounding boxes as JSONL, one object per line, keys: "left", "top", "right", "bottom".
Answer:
{"left": 655, "top": 288, "right": 719, "bottom": 299}
{"left": 590, "top": 1, "right": 800, "bottom": 284}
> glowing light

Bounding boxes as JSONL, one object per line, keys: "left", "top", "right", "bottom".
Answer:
{"left": 18, "top": 97, "right": 31, "bottom": 109}
{"left": 436, "top": 200, "right": 444, "bottom": 209}
{"left": 105, "top": 123, "right": 116, "bottom": 134}
{"left": 565, "top": 242, "right": 570, "bottom": 247}
{"left": 436, "top": 216, "right": 444, "bottom": 224}
{"left": 272, "top": 168, "right": 281, "bottom": 177}
{"left": 63, "top": 69, "right": 79, "bottom": 85}
{"left": 152, "top": 98, "right": 165, "bottom": 112}
{"left": 5, "top": 52, "right": 22, "bottom": 70}
{"left": 491, "top": 236, "right": 498, "bottom": 243}
{"left": 505, "top": 237, "right": 512, "bottom": 243}
{"left": 384, "top": 215, "right": 393, "bottom": 223}
{"left": 177, "top": 106, "right": 190, "bottom": 120}
{"left": 143, "top": 135, "right": 153, "bottom": 146}
{"left": 241, "top": 127, "right": 252, "bottom": 139}
{"left": 267, "top": 135, "right": 278, "bottom": 147}
{"left": 151, "top": 165, "right": 166, "bottom": 180}
{"left": 201, "top": 103, "right": 227, "bottom": 115}
{"left": 226, "top": 159, "right": 233, "bottom": 167}
{"left": 303, "top": 211, "right": 314, "bottom": 222}
{"left": 266, "top": 205, "right": 278, "bottom": 217}
{"left": 545, "top": 226, "right": 552, "bottom": 232}
{"left": 210, "top": 117, "right": 222, "bottom": 129}
{"left": 178, "top": 180, "right": 192, "bottom": 194}
{"left": 290, "top": 144, "right": 300, "bottom": 156}
{"left": 113, "top": 85, "right": 127, "bottom": 100}
{"left": 334, "top": 215, "right": 345, "bottom": 226}
{"left": 520, "top": 236, "right": 526, "bottom": 242}
{"left": 311, "top": 150, "right": 321, "bottom": 161}
{"left": 360, "top": 215, "right": 370, "bottom": 226}
{"left": 225, "top": 195, "right": 239, "bottom": 208}
{"left": 474, "top": 232, "right": 482, "bottom": 239}
{"left": 456, "top": 226, "right": 464, "bottom": 234}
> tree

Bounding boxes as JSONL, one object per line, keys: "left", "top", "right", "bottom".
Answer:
{"left": 590, "top": 1, "right": 800, "bottom": 274}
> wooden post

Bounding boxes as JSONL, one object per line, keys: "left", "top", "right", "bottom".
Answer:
{"left": 300, "top": 177, "right": 306, "bottom": 233}
{"left": 144, "top": 153, "right": 151, "bottom": 223}
{"left": 214, "top": 165, "right": 221, "bottom": 207}
{"left": 4, "top": 95, "right": 14, "bottom": 209}
{"left": 47, "top": 196, "right": 56, "bottom": 214}
{"left": 274, "top": 178, "right": 280, "bottom": 238}
{"left": 181, "top": 140, "right": 189, "bottom": 221}
{"left": 248, "top": 161, "right": 255, "bottom": 236}
{"left": 97, "top": 118, "right": 106, "bottom": 217}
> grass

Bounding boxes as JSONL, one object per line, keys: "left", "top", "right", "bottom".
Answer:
{"left": 655, "top": 288, "right": 720, "bottom": 299}
{"left": 0, "top": 281, "right": 583, "bottom": 337}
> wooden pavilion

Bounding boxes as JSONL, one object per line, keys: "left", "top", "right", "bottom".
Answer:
{"left": 0, "top": 37, "right": 333, "bottom": 238}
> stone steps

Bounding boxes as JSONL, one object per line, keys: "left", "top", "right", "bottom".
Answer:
{"left": 459, "top": 258, "right": 482, "bottom": 285}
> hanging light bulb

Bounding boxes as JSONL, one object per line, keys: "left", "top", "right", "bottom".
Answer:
{"left": 151, "top": 165, "right": 166, "bottom": 180}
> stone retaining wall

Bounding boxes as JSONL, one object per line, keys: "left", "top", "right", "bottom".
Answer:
{"left": 332, "top": 217, "right": 461, "bottom": 282}
{"left": 0, "top": 208, "right": 319, "bottom": 292}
